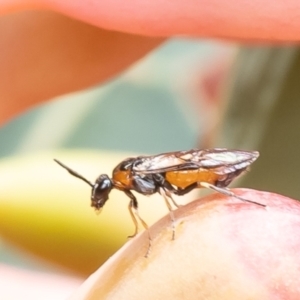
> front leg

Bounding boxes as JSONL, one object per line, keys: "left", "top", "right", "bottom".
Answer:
{"left": 123, "top": 190, "right": 152, "bottom": 257}
{"left": 124, "top": 190, "right": 139, "bottom": 238}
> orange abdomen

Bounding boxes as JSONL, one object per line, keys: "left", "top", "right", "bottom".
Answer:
{"left": 165, "top": 169, "right": 219, "bottom": 189}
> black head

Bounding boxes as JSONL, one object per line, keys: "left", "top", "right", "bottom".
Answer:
{"left": 91, "top": 174, "right": 113, "bottom": 210}
{"left": 54, "top": 159, "right": 113, "bottom": 211}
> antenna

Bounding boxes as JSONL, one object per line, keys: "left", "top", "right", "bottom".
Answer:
{"left": 54, "top": 159, "right": 94, "bottom": 188}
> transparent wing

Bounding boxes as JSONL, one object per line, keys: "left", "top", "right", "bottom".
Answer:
{"left": 132, "top": 148, "right": 259, "bottom": 175}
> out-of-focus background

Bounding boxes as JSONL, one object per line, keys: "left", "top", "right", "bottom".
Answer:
{"left": 0, "top": 35, "right": 236, "bottom": 298}
{"left": 0, "top": 37, "right": 233, "bottom": 259}
{"left": 1, "top": 11, "right": 300, "bottom": 300}
{"left": 0, "top": 34, "right": 236, "bottom": 298}
{"left": 0, "top": 39, "right": 232, "bottom": 157}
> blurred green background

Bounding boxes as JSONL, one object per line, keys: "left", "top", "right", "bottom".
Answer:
{"left": 0, "top": 39, "right": 232, "bottom": 157}
{"left": 0, "top": 38, "right": 234, "bottom": 273}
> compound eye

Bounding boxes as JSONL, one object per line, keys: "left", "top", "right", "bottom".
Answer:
{"left": 100, "top": 178, "right": 111, "bottom": 189}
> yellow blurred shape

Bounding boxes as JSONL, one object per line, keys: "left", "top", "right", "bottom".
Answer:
{"left": 0, "top": 150, "right": 175, "bottom": 276}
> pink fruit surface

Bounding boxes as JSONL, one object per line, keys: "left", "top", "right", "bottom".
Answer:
{"left": 71, "top": 189, "right": 300, "bottom": 300}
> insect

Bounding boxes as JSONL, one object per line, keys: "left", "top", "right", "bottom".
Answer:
{"left": 54, "top": 148, "right": 264, "bottom": 256}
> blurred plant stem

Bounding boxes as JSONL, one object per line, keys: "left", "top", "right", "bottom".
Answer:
{"left": 214, "top": 47, "right": 300, "bottom": 199}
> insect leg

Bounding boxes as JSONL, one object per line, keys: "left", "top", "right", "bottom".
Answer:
{"left": 166, "top": 181, "right": 265, "bottom": 207}
{"left": 166, "top": 190, "right": 181, "bottom": 208}
{"left": 162, "top": 181, "right": 182, "bottom": 208}
{"left": 127, "top": 200, "right": 139, "bottom": 239}
{"left": 199, "top": 182, "right": 266, "bottom": 207}
{"left": 124, "top": 190, "right": 152, "bottom": 257}
{"left": 170, "top": 182, "right": 199, "bottom": 196}
{"left": 152, "top": 174, "right": 181, "bottom": 208}
{"left": 159, "top": 188, "right": 176, "bottom": 240}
